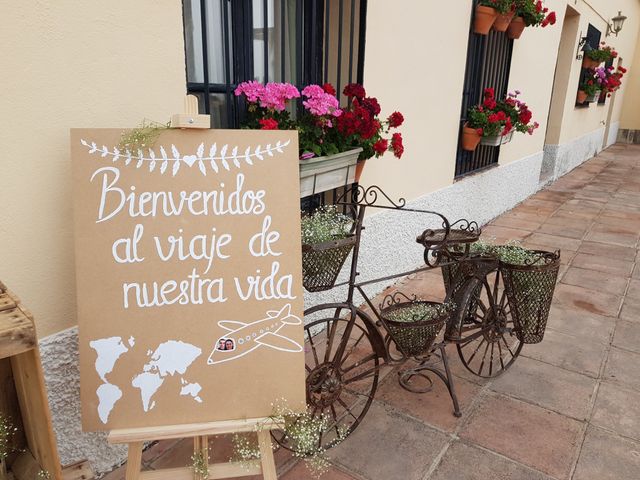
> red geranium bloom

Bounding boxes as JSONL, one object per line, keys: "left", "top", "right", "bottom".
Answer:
{"left": 361, "top": 96, "right": 381, "bottom": 116}
{"left": 535, "top": 1, "right": 542, "bottom": 13}
{"left": 373, "top": 139, "right": 388, "bottom": 156}
{"left": 322, "top": 83, "right": 337, "bottom": 96}
{"left": 519, "top": 109, "right": 532, "bottom": 124}
{"left": 391, "top": 133, "right": 404, "bottom": 159}
{"left": 484, "top": 87, "right": 495, "bottom": 99}
{"left": 258, "top": 118, "right": 279, "bottom": 130}
{"left": 343, "top": 83, "right": 366, "bottom": 99}
{"left": 387, "top": 111, "right": 404, "bottom": 128}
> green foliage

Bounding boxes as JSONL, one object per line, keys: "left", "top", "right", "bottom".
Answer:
{"left": 301, "top": 206, "right": 354, "bottom": 245}
{"left": 467, "top": 106, "right": 504, "bottom": 137}
{"left": 585, "top": 48, "right": 613, "bottom": 63}
{"left": 118, "top": 119, "right": 171, "bottom": 153}
{"left": 470, "top": 240, "right": 545, "bottom": 266}
{"left": 385, "top": 301, "right": 456, "bottom": 324}
{"left": 479, "top": 0, "right": 514, "bottom": 14}
{"left": 514, "top": 0, "right": 545, "bottom": 26}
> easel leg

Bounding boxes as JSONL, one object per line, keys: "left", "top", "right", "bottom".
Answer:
{"left": 125, "top": 442, "right": 143, "bottom": 480}
{"left": 193, "top": 436, "right": 209, "bottom": 479}
{"left": 257, "top": 430, "right": 277, "bottom": 480}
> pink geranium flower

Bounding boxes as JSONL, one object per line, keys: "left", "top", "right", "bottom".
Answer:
{"left": 302, "top": 85, "right": 342, "bottom": 117}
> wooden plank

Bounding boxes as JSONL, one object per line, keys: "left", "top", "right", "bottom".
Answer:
{"left": 0, "top": 293, "right": 17, "bottom": 312}
{"left": 257, "top": 430, "right": 277, "bottom": 480}
{"left": 62, "top": 460, "right": 95, "bottom": 480}
{"left": 11, "top": 451, "right": 41, "bottom": 480}
{"left": 0, "top": 309, "right": 36, "bottom": 360}
{"left": 125, "top": 443, "right": 143, "bottom": 480}
{"left": 135, "top": 462, "right": 262, "bottom": 480}
{"left": 0, "top": 358, "right": 27, "bottom": 453}
{"left": 11, "top": 349, "right": 63, "bottom": 480}
{"left": 108, "top": 418, "right": 281, "bottom": 444}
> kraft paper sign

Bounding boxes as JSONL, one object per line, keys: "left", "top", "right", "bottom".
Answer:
{"left": 71, "top": 128, "right": 305, "bottom": 430}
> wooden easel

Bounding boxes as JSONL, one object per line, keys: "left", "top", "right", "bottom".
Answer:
{"left": 108, "top": 417, "right": 281, "bottom": 480}
{"left": 106, "top": 99, "right": 279, "bottom": 479}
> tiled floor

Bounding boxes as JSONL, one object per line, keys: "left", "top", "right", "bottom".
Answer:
{"left": 103, "top": 144, "right": 640, "bottom": 479}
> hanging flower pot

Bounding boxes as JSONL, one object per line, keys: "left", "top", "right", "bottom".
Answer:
{"left": 474, "top": 5, "right": 498, "bottom": 35}
{"left": 462, "top": 124, "right": 482, "bottom": 152}
{"left": 493, "top": 10, "right": 516, "bottom": 32}
{"left": 507, "top": 16, "right": 526, "bottom": 39}
{"left": 576, "top": 90, "right": 588, "bottom": 104}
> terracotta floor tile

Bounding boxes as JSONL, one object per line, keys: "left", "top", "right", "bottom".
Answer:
{"left": 620, "top": 296, "right": 640, "bottom": 322}
{"left": 592, "top": 382, "right": 640, "bottom": 441}
{"left": 536, "top": 222, "right": 588, "bottom": 239}
{"left": 552, "top": 284, "right": 622, "bottom": 318}
{"left": 605, "top": 347, "right": 640, "bottom": 392}
{"left": 376, "top": 364, "right": 481, "bottom": 432}
{"left": 522, "top": 328, "right": 607, "bottom": 378}
{"left": 573, "top": 427, "right": 640, "bottom": 480}
{"left": 561, "top": 266, "right": 628, "bottom": 296}
{"left": 430, "top": 441, "right": 554, "bottom": 480}
{"left": 570, "top": 253, "right": 634, "bottom": 278}
{"left": 490, "top": 356, "right": 597, "bottom": 420}
{"left": 480, "top": 226, "right": 530, "bottom": 244}
{"left": 585, "top": 223, "right": 640, "bottom": 248}
{"left": 282, "top": 462, "right": 357, "bottom": 480}
{"left": 490, "top": 214, "right": 542, "bottom": 232}
{"left": 613, "top": 320, "right": 640, "bottom": 354}
{"left": 525, "top": 233, "right": 582, "bottom": 252}
{"left": 577, "top": 241, "right": 637, "bottom": 262}
{"left": 460, "top": 394, "right": 582, "bottom": 478}
{"left": 331, "top": 402, "right": 448, "bottom": 480}
{"left": 633, "top": 264, "right": 640, "bottom": 280}
{"left": 627, "top": 279, "right": 640, "bottom": 299}
{"left": 545, "top": 306, "right": 615, "bottom": 344}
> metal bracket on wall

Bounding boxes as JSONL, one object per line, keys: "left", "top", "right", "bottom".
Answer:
{"left": 576, "top": 33, "right": 588, "bottom": 60}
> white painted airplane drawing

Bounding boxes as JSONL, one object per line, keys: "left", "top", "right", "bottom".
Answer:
{"left": 207, "top": 304, "right": 302, "bottom": 365}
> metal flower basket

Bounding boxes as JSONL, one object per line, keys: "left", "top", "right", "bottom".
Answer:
{"left": 379, "top": 300, "right": 450, "bottom": 357}
{"left": 302, "top": 235, "right": 356, "bottom": 292}
{"left": 500, "top": 250, "right": 561, "bottom": 344}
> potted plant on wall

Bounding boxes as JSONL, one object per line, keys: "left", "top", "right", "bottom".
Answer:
{"left": 582, "top": 42, "right": 617, "bottom": 69}
{"left": 510, "top": 0, "right": 556, "bottom": 39}
{"left": 462, "top": 88, "right": 539, "bottom": 151}
{"left": 492, "top": 0, "right": 516, "bottom": 32}
{"left": 235, "top": 81, "right": 404, "bottom": 195}
{"left": 577, "top": 75, "right": 601, "bottom": 104}
{"left": 474, "top": 0, "right": 500, "bottom": 35}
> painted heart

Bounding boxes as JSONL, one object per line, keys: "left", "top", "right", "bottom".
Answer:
{"left": 182, "top": 155, "right": 198, "bottom": 167}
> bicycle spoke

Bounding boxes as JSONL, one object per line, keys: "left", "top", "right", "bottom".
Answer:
{"left": 340, "top": 331, "right": 366, "bottom": 366}
{"left": 341, "top": 352, "right": 378, "bottom": 375}
{"left": 489, "top": 342, "right": 495, "bottom": 376}
{"left": 324, "top": 319, "right": 340, "bottom": 363}
{"left": 466, "top": 338, "right": 486, "bottom": 363}
{"left": 502, "top": 336, "right": 516, "bottom": 357}
{"left": 306, "top": 329, "right": 320, "bottom": 367}
{"left": 337, "top": 397, "right": 360, "bottom": 423}
{"left": 497, "top": 339, "right": 506, "bottom": 370}
{"left": 343, "top": 365, "right": 379, "bottom": 385}
{"left": 477, "top": 340, "right": 491, "bottom": 376}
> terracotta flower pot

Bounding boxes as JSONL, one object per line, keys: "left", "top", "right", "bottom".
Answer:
{"left": 507, "top": 16, "right": 526, "bottom": 39}
{"left": 493, "top": 11, "right": 516, "bottom": 32}
{"left": 355, "top": 160, "right": 366, "bottom": 182}
{"left": 462, "top": 125, "right": 482, "bottom": 152}
{"left": 582, "top": 57, "right": 599, "bottom": 69}
{"left": 576, "top": 90, "right": 588, "bottom": 104}
{"left": 474, "top": 5, "right": 498, "bottom": 35}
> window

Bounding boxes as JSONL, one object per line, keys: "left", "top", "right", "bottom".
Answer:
{"left": 182, "top": 0, "right": 368, "bottom": 128}
{"left": 455, "top": 0, "right": 514, "bottom": 178}
{"left": 576, "top": 24, "right": 601, "bottom": 108}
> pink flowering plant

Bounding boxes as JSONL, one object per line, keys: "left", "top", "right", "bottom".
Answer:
{"left": 298, "top": 84, "right": 344, "bottom": 158}
{"left": 234, "top": 81, "right": 300, "bottom": 130}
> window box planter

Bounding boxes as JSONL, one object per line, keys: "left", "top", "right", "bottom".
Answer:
{"left": 299, "top": 147, "right": 362, "bottom": 198}
{"left": 480, "top": 130, "right": 514, "bottom": 146}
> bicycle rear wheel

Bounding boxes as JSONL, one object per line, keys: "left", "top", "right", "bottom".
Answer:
{"left": 273, "top": 307, "right": 380, "bottom": 451}
{"left": 454, "top": 269, "right": 523, "bottom": 378}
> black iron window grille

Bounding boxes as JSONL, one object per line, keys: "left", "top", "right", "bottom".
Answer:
{"left": 455, "top": 0, "right": 514, "bottom": 178}
{"left": 576, "top": 24, "right": 602, "bottom": 108}
{"left": 182, "top": 0, "right": 368, "bottom": 129}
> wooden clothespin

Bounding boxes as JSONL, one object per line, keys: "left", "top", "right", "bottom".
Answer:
{"left": 170, "top": 94, "right": 211, "bottom": 129}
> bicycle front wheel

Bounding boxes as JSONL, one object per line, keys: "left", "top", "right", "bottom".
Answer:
{"left": 273, "top": 307, "right": 380, "bottom": 451}
{"left": 455, "top": 269, "right": 523, "bottom": 378}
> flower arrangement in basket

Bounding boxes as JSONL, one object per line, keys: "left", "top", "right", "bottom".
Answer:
{"left": 379, "top": 296, "right": 455, "bottom": 357}
{"left": 300, "top": 206, "right": 356, "bottom": 292}
{"left": 462, "top": 88, "right": 539, "bottom": 151}
{"left": 235, "top": 81, "right": 404, "bottom": 180}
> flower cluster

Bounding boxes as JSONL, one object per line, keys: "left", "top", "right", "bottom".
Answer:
{"left": 579, "top": 72, "right": 603, "bottom": 97}
{"left": 598, "top": 65, "right": 627, "bottom": 96}
{"left": 514, "top": 0, "right": 556, "bottom": 27}
{"left": 337, "top": 83, "right": 404, "bottom": 159}
{"left": 236, "top": 81, "right": 404, "bottom": 161}
{"left": 585, "top": 42, "right": 618, "bottom": 63}
{"left": 467, "top": 88, "right": 539, "bottom": 137}
{"left": 301, "top": 205, "right": 353, "bottom": 246}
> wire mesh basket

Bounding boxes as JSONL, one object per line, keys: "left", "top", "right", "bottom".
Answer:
{"left": 302, "top": 235, "right": 356, "bottom": 292}
{"left": 500, "top": 250, "right": 561, "bottom": 344}
{"left": 379, "top": 300, "right": 450, "bottom": 357}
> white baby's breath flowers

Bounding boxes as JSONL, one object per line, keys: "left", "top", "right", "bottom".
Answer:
{"left": 301, "top": 206, "right": 353, "bottom": 245}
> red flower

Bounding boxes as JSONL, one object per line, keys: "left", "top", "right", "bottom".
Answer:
{"left": 258, "top": 118, "right": 279, "bottom": 130}
{"left": 387, "top": 111, "right": 404, "bottom": 128}
{"left": 484, "top": 87, "right": 495, "bottom": 99}
{"left": 391, "top": 133, "right": 404, "bottom": 159}
{"left": 322, "top": 83, "right": 337, "bottom": 96}
{"left": 541, "top": 11, "right": 556, "bottom": 27}
{"left": 476, "top": 128, "right": 484, "bottom": 136}
{"left": 361, "top": 96, "right": 381, "bottom": 116}
{"left": 373, "top": 139, "right": 388, "bottom": 156}
{"left": 343, "top": 83, "right": 366, "bottom": 99}
{"left": 535, "top": 1, "right": 542, "bottom": 13}
{"left": 503, "top": 117, "right": 513, "bottom": 135}
{"left": 484, "top": 98, "right": 497, "bottom": 110}
{"left": 519, "top": 109, "right": 532, "bottom": 124}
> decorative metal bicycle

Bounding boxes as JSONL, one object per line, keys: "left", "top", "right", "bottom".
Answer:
{"left": 276, "top": 185, "right": 560, "bottom": 450}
